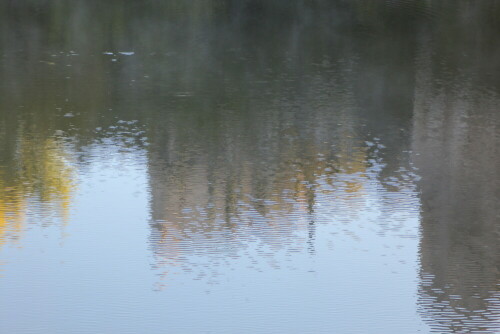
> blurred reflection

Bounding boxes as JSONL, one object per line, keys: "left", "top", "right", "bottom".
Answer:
{"left": 413, "top": 3, "right": 500, "bottom": 332}
{"left": 0, "top": 130, "right": 75, "bottom": 247}
{"left": 148, "top": 118, "right": 371, "bottom": 272}
{"left": 0, "top": 1, "right": 499, "bottom": 332}
{"left": 147, "top": 119, "right": 420, "bottom": 282}
{"left": 143, "top": 1, "right": 423, "bottom": 280}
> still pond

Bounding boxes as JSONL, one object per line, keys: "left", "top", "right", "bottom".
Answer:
{"left": 0, "top": 1, "right": 499, "bottom": 333}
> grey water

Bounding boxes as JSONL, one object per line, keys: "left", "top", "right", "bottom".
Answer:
{"left": 0, "top": 1, "right": 499, "bottom": 333}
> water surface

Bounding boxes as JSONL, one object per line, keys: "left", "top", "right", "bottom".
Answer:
{"left": 1, "top": 1, "right": 499, "bottom": 333}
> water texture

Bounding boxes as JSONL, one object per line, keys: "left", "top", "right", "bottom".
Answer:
{"left": 0, "top": 1, "right": 499, "bottom": 333}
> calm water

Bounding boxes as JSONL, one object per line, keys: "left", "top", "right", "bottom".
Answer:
{"left": 1, "top": 1, "right": 499, "bottom": 333}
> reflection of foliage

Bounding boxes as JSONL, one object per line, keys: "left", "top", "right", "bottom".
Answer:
{"left": 0, "top": 136, "right": 75, "bottom": 247}
{"left": 148, "top": 124, "right": 372, "bottom": 266}
{"left": 18, "top": 137, "right": 74, "bottom": 205}
{"left": 0, "top": 2, "right": 498, "bottom": 325}
{"left": 413, "top": 22, "right": 500, "bottom": 332}
{"left": 0, "top": 184, "right": 25, "bottom": 246}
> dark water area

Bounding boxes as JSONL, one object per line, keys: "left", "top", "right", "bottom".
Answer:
{"left": 0, "top": 1, "right": 499, "bottom": 333}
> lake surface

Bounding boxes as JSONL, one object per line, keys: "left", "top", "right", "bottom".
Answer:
{"left": 1, "top": 1, "right": 499, "bottom": 333}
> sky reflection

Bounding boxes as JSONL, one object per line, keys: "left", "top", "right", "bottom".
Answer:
{"left": 0, "top": 1, "right": 499, "bottom": 333}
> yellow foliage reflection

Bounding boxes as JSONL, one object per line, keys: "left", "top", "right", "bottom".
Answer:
{"left": 0, "top": 136, "right": 75, "bottom": 247}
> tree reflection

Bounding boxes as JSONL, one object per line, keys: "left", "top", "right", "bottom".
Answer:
{"left": 413, "top": 3, "right": 500, "bottom": 332}
{"left": 0, "top": 133, "right": 75, "bottom": 247}
{"left": 0, "top": 1, "right": 499, "bottom": 330}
